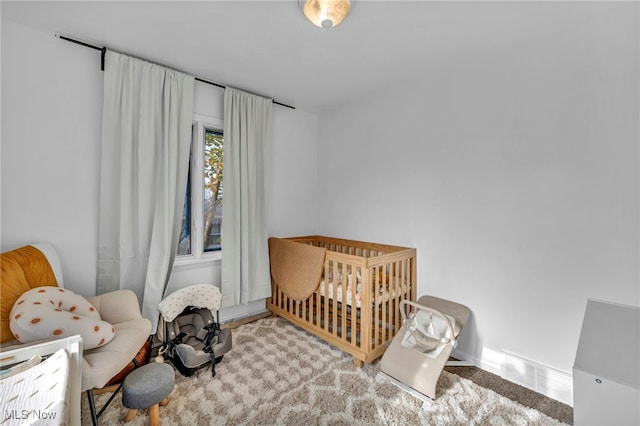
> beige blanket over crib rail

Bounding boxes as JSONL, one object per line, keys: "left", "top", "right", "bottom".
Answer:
{"left": 268, "top": 237, "right": 326, "bottom": 301}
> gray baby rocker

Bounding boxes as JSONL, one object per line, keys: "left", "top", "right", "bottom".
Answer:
{"left": 376, "top": 295, "right": 470, "bottom": 411}
{"left": 157, "top": 284, "right": 232, "bottom": 377}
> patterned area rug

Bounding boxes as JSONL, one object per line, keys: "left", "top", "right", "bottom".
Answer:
{"left": 81, "top": 317, "right": 567, "bottom": 425}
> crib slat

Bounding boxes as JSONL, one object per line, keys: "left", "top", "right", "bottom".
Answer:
{"left": 396, "top": 260, "right": 404, "bottom": 331}
{"left": 374, "top": 265, "right": 381, "bottom": 349}
{"left": 332, "top": 261, "right": 339, "bottom": 340}
{"left": 411, "top": 256, "right": 417, "bottom": 303}
{"left": 360, "top": 261, "right": 371, "bottom": 354}
{"left": 302, "top": 296, "right": 306, "bottom": 320}
{"left": 395, "top": 260, "right": 401, "bottom": 333}
{"left": 377, "top": 264, "right": 384, "bottom": 346}
{"left": 387, "top": 262, "right": 393, "bottom": 342}
{"left": 390, "top": 260, "right": 398, "bottom": 337}
{"left": 341, "top": 264, "right": 347, "bottom": 343}
{"left": 315, "top": 286, "right": 320, "bottom": 328}
{"left": 324, "top": 261, "right": 330, "bottom": 333}
{"left": 352, "top": 266, "right": 358, "bottom": 345}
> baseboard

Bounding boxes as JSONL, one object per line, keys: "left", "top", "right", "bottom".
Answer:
{"left": 452, "top": 347, "right": 573, "bottom": 407}
{"left": 451, "top": 347, "right": 503, "bottom": 377}
{"left": 221, "top": 310, "right": 272, "bottom": 330}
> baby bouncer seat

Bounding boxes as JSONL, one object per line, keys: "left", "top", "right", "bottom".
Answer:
{"left": 377, "top": 295, "right": 470, "bottom": 410}
{"left": 157, "top": 284, "right": 232, "bottom": 377}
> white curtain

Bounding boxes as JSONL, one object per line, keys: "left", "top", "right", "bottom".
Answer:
{"left": 97, "top": 50, "right": 194, "bottom": 329}
{"left": 221, "top": 87, "right": 273, "bottom": 306}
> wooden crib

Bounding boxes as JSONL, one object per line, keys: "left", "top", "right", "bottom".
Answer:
{"left": 267, "top": 235, "right": 416, "bottom": 367}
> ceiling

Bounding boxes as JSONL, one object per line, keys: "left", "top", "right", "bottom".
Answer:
{"left": 2, "top": 1, "right": 608, "bottom": 113}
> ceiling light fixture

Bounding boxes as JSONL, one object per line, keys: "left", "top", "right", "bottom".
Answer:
{"left": 300, "top": 0, "right": 353, "bottom": 29}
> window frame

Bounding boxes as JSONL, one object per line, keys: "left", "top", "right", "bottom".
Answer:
{"left": 175, "top": 113, "right": 224, "bottom": 266}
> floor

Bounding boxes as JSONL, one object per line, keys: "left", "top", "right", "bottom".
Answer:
{"left": 225, "top": 312, "right": 574, "bottom": 424}
{"left": 447, "top": 364, "right": 573, "bottom": 425}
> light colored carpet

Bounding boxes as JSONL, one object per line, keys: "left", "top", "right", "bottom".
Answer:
{"left": 81, "top": 317, "right": 568, "bottom": 425}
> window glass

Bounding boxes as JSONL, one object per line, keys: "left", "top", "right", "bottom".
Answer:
{"left": 177, "top": 120, "right": 223, "bottom": 258}
{"left": 204, "top": 129, "right": 223, "bottom": 252}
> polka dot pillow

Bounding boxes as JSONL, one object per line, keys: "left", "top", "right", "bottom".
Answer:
{"left": 9, "top": 287, "right": 116, "bottom": 350}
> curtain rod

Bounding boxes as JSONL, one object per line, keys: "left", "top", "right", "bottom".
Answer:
{"left": 56, "top": 34, "right": 295, "bottom": 110}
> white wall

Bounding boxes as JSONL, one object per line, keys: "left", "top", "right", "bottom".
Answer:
{"left": 1, "top": 20, "right": 320, "bottom": 315}
{"left": 318, "top": 3, "right": 638, "bottom": 402}
{"left": 2, "top": 20, "right": 103, "bottom": 295}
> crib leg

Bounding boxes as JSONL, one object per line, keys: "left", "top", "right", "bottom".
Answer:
{"left": 353, "top": 358, "right": 364, "bottom": 368}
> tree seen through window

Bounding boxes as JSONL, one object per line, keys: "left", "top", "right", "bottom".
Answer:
{"left": 177, "top": 126, "right": 223, "bottom": 256}
{"left": 203, "top": 129, "right": 223, "bottom": 251}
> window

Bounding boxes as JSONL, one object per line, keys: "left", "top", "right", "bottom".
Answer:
{"left": 177, "top": 115, "right": 224, "bottom": 260}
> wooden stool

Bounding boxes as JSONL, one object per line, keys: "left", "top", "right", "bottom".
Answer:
{"left": 122, "top": 363, "right": 175, "bottom": 426}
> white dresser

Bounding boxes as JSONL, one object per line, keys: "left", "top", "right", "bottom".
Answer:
{"left": 573, "top": 299, "right": 639, "bottom": 425}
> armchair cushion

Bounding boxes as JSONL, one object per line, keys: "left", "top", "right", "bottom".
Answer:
{"left": 82, "top": 318, "right": 151, "bottom": 390}
{"left": 83, "top": 290, "right": 151, "bottom": 390}
{"left": 87, "top": 289, "right": 145, "bottom": 325}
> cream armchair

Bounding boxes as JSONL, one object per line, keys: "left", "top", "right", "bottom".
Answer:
{"left": 83, "top": 289, "right": 151, "bottom": 390}
{"left": 0, "top": 243, "right": 152, "bottom": 425}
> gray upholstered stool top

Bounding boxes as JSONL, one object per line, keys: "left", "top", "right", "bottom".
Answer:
{"left": 122, "top": 363, "right": 175, "bottom": 409}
